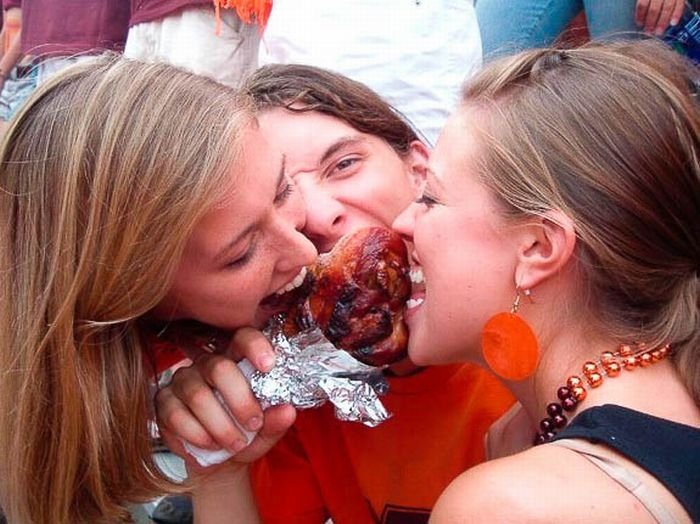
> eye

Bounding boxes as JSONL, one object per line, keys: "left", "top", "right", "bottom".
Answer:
{"left": 227, "top": 240, "right": 258, "bottom": 269}
{"left": 327, "top": 156, "right": 361, "bottom": 178}
{"left": 415, "top": 192, "right": 441, "bottom": 208}
{"left": 274, "top": 177, "right": 295, "bottom": 205}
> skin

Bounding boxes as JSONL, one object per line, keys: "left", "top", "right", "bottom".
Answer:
{"left": 393, "top": 110, "right": 520, "bottom": 367}
{"left": 635, "top": 0, "right": 686, "bottom": 36}
{"left": 153, "top": 126, "right": 317, "bottom": 330}
{"left": 258, "top": 108, "right": 427, "bottom": 252}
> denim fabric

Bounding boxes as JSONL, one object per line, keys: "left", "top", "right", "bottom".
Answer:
{"left": 0, "top": 65, "right": 38, "bottom": 122}
{"left": 477, "top": 0, "right": 639, "bottom": 60}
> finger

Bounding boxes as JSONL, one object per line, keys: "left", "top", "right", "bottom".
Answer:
{"left": 155, "top": 386, "right": 217, "bottom": 450}
{"left": 644, "top": 0, "right": 662, "bottom": 33}
{"left": 229, "top": 327, "right": 276, "bottom": 372}
{"left": 171, "top": 359, "right": 255, "bottom": 453}
{"left": 233, "top": 404, "right": 297, "bottom": 463}
{"left": 196, "top": 353, "right": 265, "bottom": 434}
{"left": 636, "top": 0, "right": 650, "bottom": 27}
{"left": 670, "top": 0, "right": 685, "bottom": 27}
{"left": 158, "top": 426, "right": 209, "bottom": 472}
{"left": 653, "top": 0, "right": 678, "bottom": 34}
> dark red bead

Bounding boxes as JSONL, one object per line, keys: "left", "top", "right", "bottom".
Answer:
{"left": 546, "top": 403, "right": 563, "bottom": 417}
{"left": 540, "top": 418, "right": 554, "bottom": 432}
{"left": 534, "top": 434, "right": 547, "bottom": 446}
{"left": 561, "top": 396, "right": 578, "bottom": 411}
{"left": 553, "top": 414, "right": 568, "bottom": 428}
{"left": 543, "top": 431, "right": 556, "bottom": 442}
{"left": 557, "top": 386, "right": 571, "bottom": 400}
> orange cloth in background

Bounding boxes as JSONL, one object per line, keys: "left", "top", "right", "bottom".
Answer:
{"left": 252, "top": 363, "right": 515, "bottom": 523}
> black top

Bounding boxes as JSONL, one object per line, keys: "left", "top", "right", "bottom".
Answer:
{"left": 553, "top": 404, "right": 700, "bottom": 520}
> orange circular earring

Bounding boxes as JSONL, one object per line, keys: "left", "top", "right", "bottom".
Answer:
{"left": 481, "top": 288, "right": 539, "bottom": 381}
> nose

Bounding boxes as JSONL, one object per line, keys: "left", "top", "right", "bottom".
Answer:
{"left": 295, "top": 176, "right": 346, "bottom": 249}
{"left": 274, "top": 192, "right": 318, "bottom": 272}
{"left": 391, "top": 201, "right": 419, "bottom": 243}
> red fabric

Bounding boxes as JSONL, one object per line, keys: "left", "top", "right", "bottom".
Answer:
{"left": 21, "top": 0, "right": 130, "bottom": 57}
{"left": 128, "top": 0, "right": 210, "bottom": 27}
{"left": 251, "top": 363, "right": 515, "bottom": 523}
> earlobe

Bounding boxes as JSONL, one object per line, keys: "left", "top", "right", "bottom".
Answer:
{"left": 406, "top": 140, "right": 430, "bottom": 192}
{"left": 515, "top": 210, "right": 576, "bottom": 290}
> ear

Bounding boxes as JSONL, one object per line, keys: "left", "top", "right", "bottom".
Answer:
{"left": 403, "top": 140, "right": 430, "bottom": 193}
{"left": 514, "top": 210, "right": 576, "bottom": 291}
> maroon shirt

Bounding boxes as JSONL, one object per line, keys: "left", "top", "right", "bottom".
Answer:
{"left": 21, "top": 0, "right": 130, "bottom": 58}
{"left": 129, "top": 0, "right": 210, "bottom": 27}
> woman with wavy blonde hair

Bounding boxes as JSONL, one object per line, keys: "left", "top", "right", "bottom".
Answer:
{"left": 0, "top": 55, "right": 314, "bottom": 523}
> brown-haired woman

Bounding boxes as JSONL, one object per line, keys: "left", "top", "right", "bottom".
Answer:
{"left": 0, "top": 55, "right": 315, "bottom": 523}
{"left": 393, "top": 40, "right": 700, "bottom": 522}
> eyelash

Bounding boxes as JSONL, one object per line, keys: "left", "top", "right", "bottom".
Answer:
{"left": 416, "top": 192, "right": 441, "bottom": 208}
{"left": 227, "top": 240, "right": 257, "bottom": 268}
{"left": 326, "top": 156, "right": 360, "bottom": 178}
{"left": 274, "top": 178, "right": 295, "bottom": 204}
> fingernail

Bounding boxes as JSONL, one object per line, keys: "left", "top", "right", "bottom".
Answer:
{"left": 259, "top": 353, "right": 275, "bottom": 371}
{"left": 671, "top": 18, "right": 679, "bottom": 26}
{"left": 655, "top": 27, "right": 665, "bottom": 36}
{"left": 248, "top": 416, "right": 263, "bottom": 431}
{"left": 230, "top": 438, "right": 247, "bottom": 454}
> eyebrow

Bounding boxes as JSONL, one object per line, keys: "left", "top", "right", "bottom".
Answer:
{"left": 214, "top": 154, "right": 286, "bottom": 264}
{"left": 319, "top": 136, "right": 367, "bottom": 165}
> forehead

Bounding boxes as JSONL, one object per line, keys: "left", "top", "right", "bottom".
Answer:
{"left": 258, "top": 108, "right": 371, "bottom": 163}
{"left": 430, "top": 109, "right": 477, "bottom": 181}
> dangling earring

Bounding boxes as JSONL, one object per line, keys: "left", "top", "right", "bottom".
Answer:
{"left": 481, "top": 288, "right": 539, "bottom": 381}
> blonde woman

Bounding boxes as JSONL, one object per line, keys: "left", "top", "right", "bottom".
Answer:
{"left": 0, "top": 55, "right": 315, "bottom": 523}
{"left": 393, "top": 41, "right": 700, "bottom": 522}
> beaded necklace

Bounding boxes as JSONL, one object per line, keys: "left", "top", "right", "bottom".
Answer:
{"left": 534, "top": 342, "right": 671, "bottom": 445}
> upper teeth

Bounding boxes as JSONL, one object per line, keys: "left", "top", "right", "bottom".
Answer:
{"left": 276, "top": 266, "right": 308, "bottom": 295}
{"left": 409, "top": 267, "right": 424, "bottom": 284}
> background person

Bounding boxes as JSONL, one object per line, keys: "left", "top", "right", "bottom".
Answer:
{"left": 476, "top": 0, "right": 684, "bottom": 59}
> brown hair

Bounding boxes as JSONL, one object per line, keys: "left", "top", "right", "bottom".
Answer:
{"left": 0, "top": 55, "right": 254, "bottom": 522}
{"left": 241, "top": 63, "right": 421, "bottom": 155}
{"left": 463, "top": 41, "right": 700, "bottom": 402}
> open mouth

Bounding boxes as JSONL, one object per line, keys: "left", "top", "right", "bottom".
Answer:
{"left": 406, "top": 266, "right": 425, "bottom": 310}
{"left": 260, "top": 266, "right": 315, "bottom": 313}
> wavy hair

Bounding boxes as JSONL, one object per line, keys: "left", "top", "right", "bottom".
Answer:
{"left": 0, "top": 55, "right": 254, "bottom": 522}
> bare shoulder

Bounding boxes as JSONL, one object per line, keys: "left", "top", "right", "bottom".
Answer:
{"left": 430, "top": 443, "right": 655, "bottom": 523}
{"left": 430, "top": 447, "right": 566, "bottom": 523}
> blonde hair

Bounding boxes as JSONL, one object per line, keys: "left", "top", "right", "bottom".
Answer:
{"left": 462, "top": 41, "right": 700, "bottom": 402}
{"left": 0, "top": 55, "right": 254, "bottom": 522}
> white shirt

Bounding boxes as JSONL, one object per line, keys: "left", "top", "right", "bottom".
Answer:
{"left": 259, "top": 0, "right": 482, "bottom": 145}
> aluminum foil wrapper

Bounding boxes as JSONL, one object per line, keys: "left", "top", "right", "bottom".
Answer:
{"left": 182, "top": 317, "right": 390, "bottom": 467}
{"left": 252, "top": 315, "right": 390, "bottom": 427}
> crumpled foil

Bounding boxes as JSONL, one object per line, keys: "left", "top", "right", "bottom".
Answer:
{"left": 251, "top": 315, "right": 390, "bottom": 426}
{"left": 182, "top": 316, "right": 390, "bottom": 467}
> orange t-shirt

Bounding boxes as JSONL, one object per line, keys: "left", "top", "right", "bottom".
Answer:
{"left": 251, "top": 363, "right": 515, "bottom": 523}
